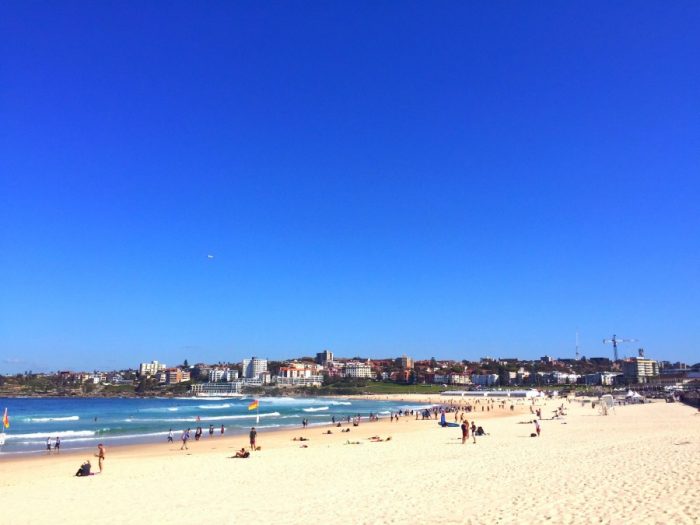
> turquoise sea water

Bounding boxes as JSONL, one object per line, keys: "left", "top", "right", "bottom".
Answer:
{"left": 0, "top": 396, "right": 426, "bottom": 456}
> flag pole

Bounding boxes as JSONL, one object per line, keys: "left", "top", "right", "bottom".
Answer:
{"left": 256, "top": 404, "right": 260, "bottom": 425}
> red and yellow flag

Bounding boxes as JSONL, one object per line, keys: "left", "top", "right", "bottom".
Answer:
{"left": 248, "top": 400, "right": 259, "bottom": 411}
{"left": 2, "top": 408, "right": 9, "bottom": 429}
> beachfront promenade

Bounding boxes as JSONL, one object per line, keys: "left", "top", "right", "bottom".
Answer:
{"left": 1, "top": 398, "right": 697, "bottom": 524}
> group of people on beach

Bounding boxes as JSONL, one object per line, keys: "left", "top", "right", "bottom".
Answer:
{"left": 71, "top": 398, "right": 549, "bottom": 476}
{"left": 46, "top": 436, "right": 60, "bottom": 452}
{"left": 74, "top": 443, "right": 105, "bottom": 477}
{"left": 172, "top": 424, "right": 226, "bottom": 449}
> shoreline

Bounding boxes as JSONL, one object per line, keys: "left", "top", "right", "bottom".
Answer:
{"left": 0, "top": 393, "right": 533, "bottom": 464}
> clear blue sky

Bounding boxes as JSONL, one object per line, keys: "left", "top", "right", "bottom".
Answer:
{"left": 1, "top": 2, "right": 698, "bottom": 373}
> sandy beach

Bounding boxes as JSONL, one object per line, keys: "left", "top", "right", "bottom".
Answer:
{"left": 1, "top": 397, "right": 697, "bottom": 525}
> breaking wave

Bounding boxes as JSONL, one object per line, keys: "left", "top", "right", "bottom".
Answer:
{"left": 24, "top": 416, "right": 80, "bottom": 422}
{"left": 124, "top": 412, "right": 281, "bottom": 423}
{"left": 6, "top": 430, "right": 95, "bottom": 440}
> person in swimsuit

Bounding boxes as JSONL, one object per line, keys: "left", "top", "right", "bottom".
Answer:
{"left": 95, "top": 443, "right": 105, "bottom": 472}
{"left": 249, "top": 427, "right": 257, "bottom": 450}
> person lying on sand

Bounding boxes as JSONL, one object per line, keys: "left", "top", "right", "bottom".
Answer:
{"left": 368, "top": 436, "right": 392, "bottom": 442}
{"left": 292, "top": 437, "right": 309, "bottom": 441}
{"left": 345, "top": 440, "right": 361, "bottom": 445}
{"left": 231, "top": 448, "right": 250, "bottom": 458}
{"left": 341, "top": 428, "right": 350, "bottom": 433}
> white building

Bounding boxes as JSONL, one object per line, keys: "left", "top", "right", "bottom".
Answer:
{"left": 276, "top": 376, "right": 324, "bottom": 387}
{"left": 242, "top": 357, "right": 268, "bottom": 379}
{"left": 550, "top": 371, "right": 580, "bottom": 384}
{"left": 344, "top": 361, "right": 373, "bottom": 379}
{"left": 583, "top": 372, "right": 618, "bottom": 386}
{"left": 208, "top": 368, "right": 238, "bottom": 382}
{"left": 190, "top": 382, "right": 242, "bottom": 395}
{"left": 277, "top": 362, "right": 324, "bottom": 387}
{"left": 448, "top": 373, "right": 471, "bottom": 385}
{"left": 209, "top": 369, "right": 225, "bottom": 382}
{"left": 471, "top": 374, "right": 499, "bottom": 386}
{"left": 139, "top": 360, "right": 166, "bottom": 377}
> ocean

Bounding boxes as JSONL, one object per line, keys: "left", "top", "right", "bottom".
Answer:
{"left": 0, "top": 396, "right": 426, "bottom": 456}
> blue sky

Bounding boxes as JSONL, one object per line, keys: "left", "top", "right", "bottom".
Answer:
{"left": 1, "top": 2, "right": 698, "bottom": 372}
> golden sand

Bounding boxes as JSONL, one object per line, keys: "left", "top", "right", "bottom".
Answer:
{"left": 1, "top": 398, "right": 697, "bottom": 524}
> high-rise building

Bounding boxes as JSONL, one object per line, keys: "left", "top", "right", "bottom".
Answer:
{"left": 242, "top": 357, "right": 268, "bottom": 379}
{"left": 315, "top": 350, "right": 334, "bottom": 365}
{"left": 622, "top": 357, "right": 659, "bottom": 383}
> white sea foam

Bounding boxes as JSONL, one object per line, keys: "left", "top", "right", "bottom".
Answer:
{"left": 329, "top": 401, "right": 352, "bottom": 406}
{"left": 6, "top": 430, "right": 95, "bottom": 440}
{"left": 256, "top": 397, "right": 298, "bottom": 405}
{"left": 302, "top": 406, "right": 329, "bottom": 412}
{"left": 197, "top": 404, "right": 231, "bottom": 410}
{"left": 124, "top": 411, "right": 281, "bottom": 423}
{"left": 139, "top": 407, "right": 180, "bottom": 413}
{"left": 14, "top": 430, "right": 178, "bottom": 445}
{"left": 24, "top": 415, "right": 80, "bottom": 422}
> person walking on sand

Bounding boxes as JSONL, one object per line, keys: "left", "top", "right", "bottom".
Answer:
{"left": 181, "top": 429, "right": 190, "bottom": 450}
{"left": 220, "top": 424, "right": 225, "bottom": 435}
{"left": 249, "top": 427, "right": 257, "bottom": 451}
{"left": 167, "top": 429, "right": 173, "bottom": 443}
{"left": 46, "top": 436, "right": 52, "bottom": 453}
{"left": 95, "top": 443, "right": 105, "bottom": 472}
{"left": 534, "top": 420, "right": 541, "bottom": 437}
{"left": 461, "top": 421, "right": 468, "bottom": 444}
{"left": 54, "top": 436, "right": 60, "bottom": 452}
